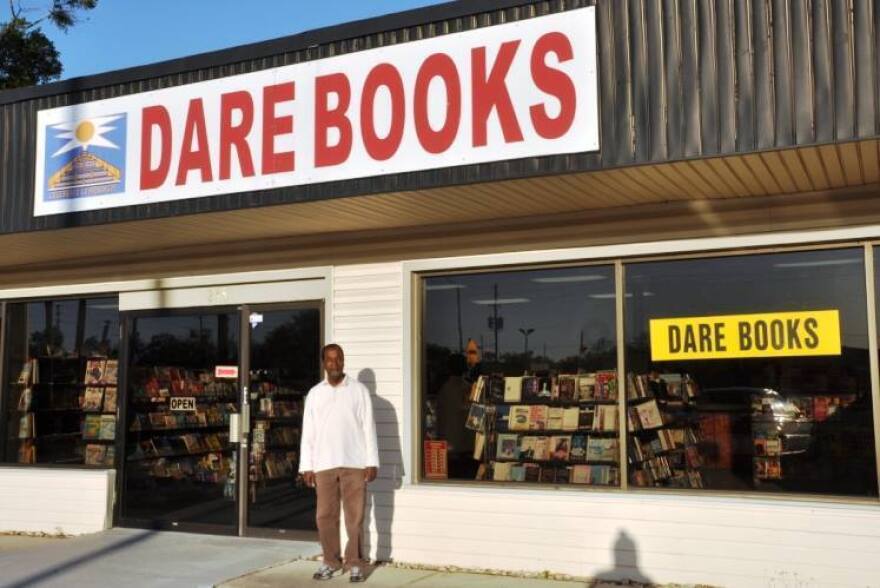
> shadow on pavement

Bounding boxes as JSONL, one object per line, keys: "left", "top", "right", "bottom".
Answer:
{"left": 2, "top": 530, "right": 156, "bottom": 588}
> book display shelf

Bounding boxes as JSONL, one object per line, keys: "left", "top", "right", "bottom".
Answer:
{"left": 247, "top": 369, "right": 303, "bottom": 503}
{"left": 465, "top": 371, "right": 621, "bottom": 486}
{"left": 626, "top": 372, "right": 704, "bottom": 488}
{"left": 6, "top": 355, "right": 118, "bottom": 466}
{"left": 126, "top": 366, "right": 237, "bottom": 496}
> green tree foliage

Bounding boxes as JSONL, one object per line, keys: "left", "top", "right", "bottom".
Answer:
{"left": 0, "top": 1, "right": 97, "bottom": 89}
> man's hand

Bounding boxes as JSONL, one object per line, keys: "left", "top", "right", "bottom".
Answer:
{"left": 302, "top": 471, "right": 316, "bottom": 488}
{"left": 365, "top": 467, "right": 379, "bottom": 483}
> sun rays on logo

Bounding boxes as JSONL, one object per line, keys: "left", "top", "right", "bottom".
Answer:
{"left": 51, "top": 115, "right": 123, "bottom": 157}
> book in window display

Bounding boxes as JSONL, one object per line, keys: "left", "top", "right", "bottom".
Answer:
{"left": 557, "top": 376, "right": 577, "bottom": 402}
{"left": 84, "top": 359, "right": 105, "bottom": 385}
{"left": 593, "top": 405, "right": 619, "bottom": 432}
{"left": 83, "top": 415, "right": 102, "bottom": 440}
{"left": 528, "top": 405, "right": 547, "bottom": 430}
{"left": 554, "top": 466, "right": 571, "bottom": 484}
{"left": 503, "top": 376, "right": 522, "bottom": 402}
{"left": 539, "top": 466, "right": 556, "bottom": 483}
{"left": 510, "top": 464, "right": 526, "bottom": 482}
{"left": 508, "top": 405, "right": 530, "bottom": 431}
{"left": 82, "top": 387, "right": 104, "bottom": 412}
{"left": 17, "top": 388, "right": 33, "bottom": 412}
{"left": 473, "top": 431, "right": 486, "bottom": 459}
{"left": 631, "top": 400, "right": 664, "bottom": 430}
{"left": 465, "top": 404, "right": 487, "bottom": 432}
{"left": 550, "top": 435, "right": 571, "bottom": 461}
{"left": 496, "top": 434, "right": 519, "bottom": 460}
{"left": 595, "top": 370, "right": 618, "bottom": 400}
{"left": 486, "top": 376, "right": 506, "bottom": 403}
{"left": 85, "top": 443, "right": 107, "bottom": 466}
{"left": 533, "top": 436, "right": 551, "bottom": 461}
{"left": 102, "top": 387, "right": 118, "bottom": 413}
{"left": 587, "top": 438, "right": 619, "bottom": 462}
{"left": 569, "top": 435, "right": 587, "bottom": 461}
{"left": 18, "top": 414, "right": 36, "bottom": 439}
{"left": 561, "top": 407, "right": 579, "bottom": 431}
{"left": 102, "top": 360, "right": 119, "bottom": 386}
{"left": 17, "top": 358, "right": 39, "bottom": 385}
{"left": 547, "top": 407, "right": 564, "bottom": 431}
{"left": 522, "top": 376, "right": 540, "bottom": 401}
{"left": 98, "top": 415, "right": 117, "bottom": 441}
{"left": 492, "top": 461, "right": 512, "bottom": 482}
{"left": 18, "top": 439, "right": 36, "bottom": 464}
{"left": 519, "top": 435, "right": 536, "bottom": 460}
{"left": 462, "top": 370, "right": 621, "bottom": 487}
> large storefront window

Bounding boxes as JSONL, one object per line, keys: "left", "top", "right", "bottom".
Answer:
{"left": 422, "top": 266, "right": 619, "bottom": 486}
{"left": 2, "top": 297, "right": 120, "bottom": 465}
{"left": 625, "top": 248, "right": 877, "bottom": 496}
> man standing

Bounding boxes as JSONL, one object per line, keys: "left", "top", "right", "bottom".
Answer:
{"left": 300, "top": 343, "right": 379, "bottom": 583}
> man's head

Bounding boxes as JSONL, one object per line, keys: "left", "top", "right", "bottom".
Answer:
{"left": 322, "top": 343, "right": 345, "bottom": 383}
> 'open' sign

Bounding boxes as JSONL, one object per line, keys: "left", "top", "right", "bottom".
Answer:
{"left": 170, "top": 397, "right": 196, "bottom": 412}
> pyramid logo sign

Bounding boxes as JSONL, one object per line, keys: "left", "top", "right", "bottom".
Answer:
{"left": 43, "top": 114, "right": 127, "bottom": 202}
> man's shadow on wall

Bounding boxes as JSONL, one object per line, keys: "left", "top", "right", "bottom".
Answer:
{"left": 357, "top": 368, "right": 402, "bottom": 568}
{"left": 590, "top": 531, "right": 654, "bottom": 586}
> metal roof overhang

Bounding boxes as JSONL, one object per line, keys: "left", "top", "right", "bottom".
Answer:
{"left": 1, "top": 140, "right": 879, "bottom": 288}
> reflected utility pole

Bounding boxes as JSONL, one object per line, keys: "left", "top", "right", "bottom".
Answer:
{"left": 487, "top": 283, "right": 504, "bottom": 361}
{"left": 493, "top": 283, "right": 499, "bottom": 359}
{"left": 456, "top": 288, "right": 463, "bottom": 354}
{"left": 519, "top": 328, "right": 534, "bottom": 356}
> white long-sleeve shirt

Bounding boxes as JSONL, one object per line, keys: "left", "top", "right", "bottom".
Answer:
{"left": 299, "top": 375, "right": 380, "bottom": 473}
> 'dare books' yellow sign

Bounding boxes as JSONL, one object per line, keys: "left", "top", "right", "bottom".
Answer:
{"left": 649, "top": 310, "right": 841, "bottom": 361}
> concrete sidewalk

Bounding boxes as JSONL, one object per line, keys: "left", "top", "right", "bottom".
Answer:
{"left": 0, "top": 530, "right": 660, "bottom": 588}
{"left": 220, "top": 560, "right": 645, "bottom": 588}
{"left": 0, "top": 529, "right": 319, "bottom": 588}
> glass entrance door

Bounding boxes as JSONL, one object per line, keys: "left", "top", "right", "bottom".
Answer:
{"left": 244, "top": 304, "right": 321, "bottom": 537}
{"left": 119, "top": 308, "right": 241, "bottom": 532}
{"left": 117, "top": 302, "right": 322, "bottom": 537}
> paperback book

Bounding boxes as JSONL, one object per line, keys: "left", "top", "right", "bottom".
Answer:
{"left": 82, "top": 387, "right": 104, "bottom": 412}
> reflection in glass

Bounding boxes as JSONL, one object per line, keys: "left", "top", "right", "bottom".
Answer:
{"left": 121, "top": 311, "right": 240, "bottom": 529}
{"left": 247, "top": 307, "right": 321, "bottom": 533}
{"left": 2, "top": 297, "right": 119, "bottom": 465}
{"left": 423, "top": 266, "right": 620, "bottom": 486}
{"left": 625, "top": 248, "right": 877, "bottom": 496}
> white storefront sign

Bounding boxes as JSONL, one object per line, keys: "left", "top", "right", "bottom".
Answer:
{"left": 32, "top": 7, "right": 598, "bottom": 216}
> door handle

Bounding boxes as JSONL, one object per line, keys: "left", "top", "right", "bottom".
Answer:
{"left": 241, "top": 402, "right": 251, "bottom": 434}
{"left": 229, "top": 413, "right": 241, "bottom": 443}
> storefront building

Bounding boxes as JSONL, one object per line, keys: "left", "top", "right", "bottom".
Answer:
{"left": 2, "top": 0, "right": 880, "bottom": 585}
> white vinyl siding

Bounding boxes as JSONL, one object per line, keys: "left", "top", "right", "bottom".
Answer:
{"left": 0, "top": 469, "right": 114, "bottom": 535}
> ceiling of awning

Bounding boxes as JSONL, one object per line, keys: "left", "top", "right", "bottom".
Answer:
{"left": 2, "top": 140, "right": 880, "bottom": 288}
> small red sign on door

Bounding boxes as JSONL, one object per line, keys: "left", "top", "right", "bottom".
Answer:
{"left": 214, "top": 365, "right": 239, "bottom": 379}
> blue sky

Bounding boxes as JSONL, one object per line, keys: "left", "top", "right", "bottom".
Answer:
{"left": 5, "top": 1, "right": 442, "bottom": 80}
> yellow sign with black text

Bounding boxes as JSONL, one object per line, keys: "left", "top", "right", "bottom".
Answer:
{"left": 649, "top": 310, "right": 841, "bottom": 361}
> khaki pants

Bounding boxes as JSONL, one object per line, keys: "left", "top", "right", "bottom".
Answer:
{"left": 315, "top": 467, "right": 367, "bottom": 569}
